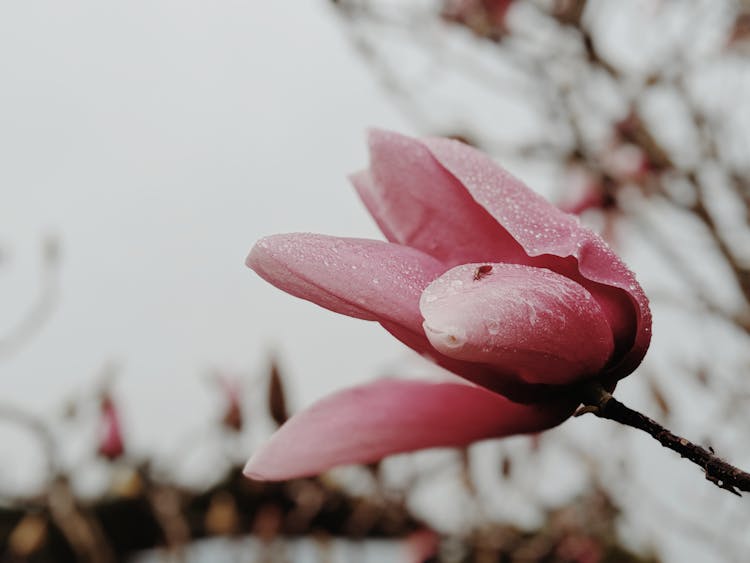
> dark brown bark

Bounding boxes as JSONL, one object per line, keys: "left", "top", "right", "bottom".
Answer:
{"left": 577, "top": 383, "right": 750, "bottom": 496}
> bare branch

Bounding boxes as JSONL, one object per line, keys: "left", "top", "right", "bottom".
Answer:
{"left": 576, "top": 383, "right": 750, "bottom": 496}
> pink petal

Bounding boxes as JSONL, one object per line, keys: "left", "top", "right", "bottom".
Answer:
{"left": 354, "top": 130, "right": 530, "bottom": 266}
{"left": 404, "top": 529, "right": 440, "bottom": 563}
{"left": 378, "top": 320, "right": 537, "bottom": 401}
{"left": 247, "top": 234, "right": 445, "bottom": 334}
{"left": 356, "top": 131, "right": 649, "bottom": 379}
{"left": 349, "top": 170, "right": 400, "bottom": 243}
{"left": 98, "top": 397, "right": 125, "bottom": 460}
{"left": 420, "top": 264, "right": 614, "bottom": 385}
{"left": 423, "top": 136, "right": 651, "bottom": 381}
{"left": 247, "top": 233, "right": 533, "bottom": 399}
{"left": 244, "top": 379, "right": 574, "bottom": 481}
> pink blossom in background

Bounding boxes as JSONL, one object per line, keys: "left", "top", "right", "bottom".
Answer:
{"left": 98, "top": 394, "right": 124, "bottom": 461}
{"left": 442, "top": 0, "right": 515, "bottom": 38}
{"left": 601, "top": 143, "right": 650, "bottom": 184}
{"left": 404, "top": 528, "right": 440, "bottom": 563}
{"left": 557, "top": 164, "right": 620, "bottom": 245}
{"left": 245, "top": 130, "right": 651, "bottom": 481}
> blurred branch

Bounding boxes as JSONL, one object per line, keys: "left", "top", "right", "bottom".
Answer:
{"left": 267, "top": 357, "right": 289, "bottom": 428}
{"left": 630, "top": 205, "right": 750, "bottom": 331}
{"left": 47, "top": 478, "right": 117, "bottom": 563}
{"left": 0, "top": 403, "right": 58, "bottom": 488}
{"left": 0, "top": 235, "right": 61, "bottom": 360}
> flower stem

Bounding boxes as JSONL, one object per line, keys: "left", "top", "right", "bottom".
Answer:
{"left": 575, "top": 382, "right": 750, "bottom": 496}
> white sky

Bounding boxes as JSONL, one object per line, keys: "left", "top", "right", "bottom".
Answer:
{"left": 0, "top": 0, "right": 415, "bottom": 478}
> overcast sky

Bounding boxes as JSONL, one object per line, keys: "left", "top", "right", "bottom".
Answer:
{"left": 0, "top": 0, "right": 422, "bottom": 487}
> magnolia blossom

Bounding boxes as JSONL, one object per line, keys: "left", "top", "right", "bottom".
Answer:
{"left": 245, "top": 130, "right": 651, "bottom": 480}
{"left": 98, "top": 394, "right": 124, "bottom": 461}
{"left": 442, "top": 0, "right": 515, "bottom": 38}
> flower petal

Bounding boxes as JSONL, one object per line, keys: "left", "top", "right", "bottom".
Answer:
{"left": 247, "top": 233, "right": 519, "bottom": 394}
{"left": 244, "top": 379, "right": 574, "bottom": 481}
{"left": 349, "top": 170, "right": 400, "bottom": 243}
{"left": 420, "top": 263, "right": 614, "bottom": 385}
{"left": 247, "top": 233, "right": 445, "bottom": 334}
{"left": 423, "top": 136, "right": 651, "bottom": 380}
{"left": 355, "top": 129, "right": 529, "bottom": 266}
{"left": 356, "top": 131, "right": 649, "bottom": 379}
{"left": 379, "top": 320, "right": 568, "bottom": 402}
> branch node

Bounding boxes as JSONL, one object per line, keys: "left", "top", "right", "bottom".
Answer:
{"left": 573, "top": 405, "right": 600, "bottom": 417}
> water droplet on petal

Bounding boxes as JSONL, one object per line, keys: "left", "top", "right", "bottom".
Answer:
{"left": 486, "top": 319, "right": 501, "bottom": 335}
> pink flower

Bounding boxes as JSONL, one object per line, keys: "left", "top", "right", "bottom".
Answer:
{"left": 245, "top": 130, "right": 651, "bottom": 481}
{"left": 98, "top": 394, "right": 124, "bottom": 461}
{"left": 442, "top": 0, "right": 515, "bottom": 39}
{"left": 404, "top": 528, "right": 440, "bottom": 563}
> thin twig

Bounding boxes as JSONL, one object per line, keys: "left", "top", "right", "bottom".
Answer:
{"left": 0, "top": 236, "right": 61, "bottom": 359}
{"left": 575, "top": 382, "right": 750, "bottom": 496}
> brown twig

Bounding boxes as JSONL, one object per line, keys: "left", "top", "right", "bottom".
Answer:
{"left": 575, "top": 383, "right": 750, "bottom": 497}
{"left": 47, "top": 478, "right": 117, "bottom": 563}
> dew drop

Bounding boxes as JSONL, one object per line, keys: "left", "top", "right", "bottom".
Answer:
{"left": 486, "top": 320, "right": 501, "bottom": 335}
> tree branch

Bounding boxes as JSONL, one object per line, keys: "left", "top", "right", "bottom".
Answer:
{"left": 575, "top": 383, "right": 750, "bottom": 497}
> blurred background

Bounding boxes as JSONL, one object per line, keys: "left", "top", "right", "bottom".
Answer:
{"left": 1, "top": 0, "right": 749, "bottom": 561}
